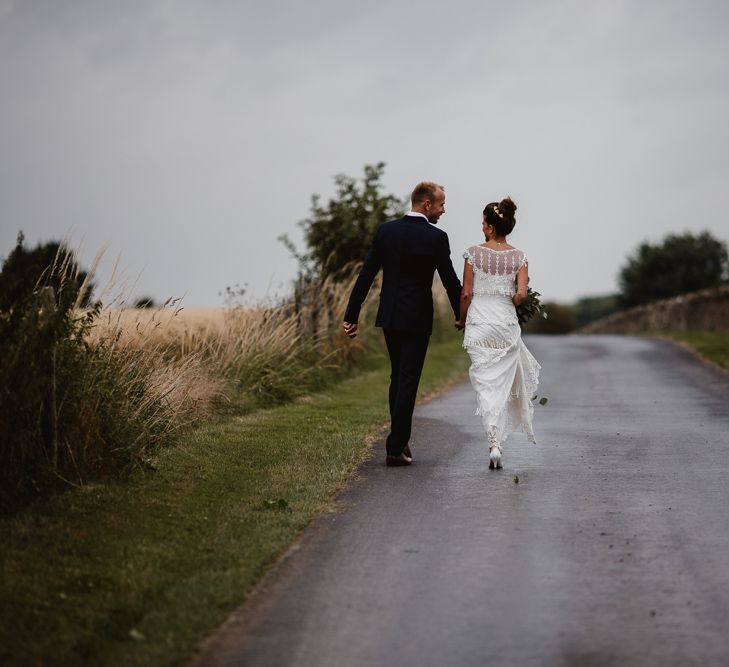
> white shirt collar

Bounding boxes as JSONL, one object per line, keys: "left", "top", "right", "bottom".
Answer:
{"left": 406, "top": 210, "right": 429, "bottom": 221}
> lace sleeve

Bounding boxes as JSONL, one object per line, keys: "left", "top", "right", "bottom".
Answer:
{"left": 463, "top": 248, "right": 475, "bottom": 266}
{"left": 517, "top": 251, "right": 528, "bottom": 271}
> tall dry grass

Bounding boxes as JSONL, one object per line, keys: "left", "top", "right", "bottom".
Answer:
{"left": 92, "top": 269, "right": 382, "bottom": 411}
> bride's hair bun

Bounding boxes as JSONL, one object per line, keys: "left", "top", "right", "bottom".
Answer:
{"left": 483, "top": 196, "right": 517, "bottom": 236}
{"left": 499, "top": 197, "right": 516, "bottom": 220}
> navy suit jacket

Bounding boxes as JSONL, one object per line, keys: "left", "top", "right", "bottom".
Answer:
{"left": 344, "top": 215, "right": 462, "bottom": 334}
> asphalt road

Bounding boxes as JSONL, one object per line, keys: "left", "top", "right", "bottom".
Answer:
{"left": 193, "top": 335, "right": 729, "bottom": 667}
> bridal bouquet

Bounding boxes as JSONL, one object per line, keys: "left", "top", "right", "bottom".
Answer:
{"left": 516, "top": 286, "right": 548, "bottom": 326}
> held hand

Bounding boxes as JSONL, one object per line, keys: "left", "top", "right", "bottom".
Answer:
{"left": 454, "top": 319, "right": 465, "bottom": 331}
{"left": 342, "top": 321, "right": 358, "bottom": 338}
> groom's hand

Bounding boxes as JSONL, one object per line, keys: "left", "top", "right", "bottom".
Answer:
{"left": 342, "top": 321, "right": 358, "bottom": 338}
{"left": 454, "top": 319, "right": 465, "bottom": 331}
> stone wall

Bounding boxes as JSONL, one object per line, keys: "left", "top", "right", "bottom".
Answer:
{"left": 580, "top": 285, "right": 729, "bottom": 334}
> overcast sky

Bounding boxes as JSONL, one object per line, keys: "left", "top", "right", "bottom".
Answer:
{"left": 1, "top": 0, "right": 728, "bottom": 306}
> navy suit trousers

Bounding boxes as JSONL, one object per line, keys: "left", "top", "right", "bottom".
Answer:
{"left": 383, "top": 328, "right": 431, "bottom": 456}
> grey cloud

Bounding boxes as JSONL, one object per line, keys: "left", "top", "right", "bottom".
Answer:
{"left": 1, "top": 0, "right": 728, "bottom": 305}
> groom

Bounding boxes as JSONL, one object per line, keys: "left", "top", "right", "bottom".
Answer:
{"left": 343, "top": 181, "right": 462, "bottom": 466}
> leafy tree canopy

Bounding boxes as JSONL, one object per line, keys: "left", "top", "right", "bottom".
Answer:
{"left": 619, "top": 231, "right": 728, "bottom": 307}
{"left": 133, "top": 296, "right": 157, "bottom": 309}
{"left": 0, "top": 232, "right": 95, "bottom": 312}
{"left": 280, "top": 162, "right": 406, "bottom": 281}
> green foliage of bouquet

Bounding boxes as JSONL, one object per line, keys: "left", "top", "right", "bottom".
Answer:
{"left": 516, "top": 286, "right": 548, "bottom": 326}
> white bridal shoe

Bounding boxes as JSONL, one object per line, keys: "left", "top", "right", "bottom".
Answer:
{"left": 487, "top": 427, "right": 503, "bottom": 469}
{"left": 489, "top": 444, "right": 503, "bottom": 470}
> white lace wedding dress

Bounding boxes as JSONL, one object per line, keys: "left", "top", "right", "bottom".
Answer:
{"left": 462, "top": 245, "right": 541, "bottom": 446}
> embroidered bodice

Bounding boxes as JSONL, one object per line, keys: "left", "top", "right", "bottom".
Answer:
{"left": 463, "top": 245, "right": 527, "bottom": 298}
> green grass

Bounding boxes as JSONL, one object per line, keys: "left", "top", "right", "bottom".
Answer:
{"left": 0, "top": 335, "right": 469, "bottom": 667}
{"left": 647, "top": 330, "right": 729, "bottom": 371}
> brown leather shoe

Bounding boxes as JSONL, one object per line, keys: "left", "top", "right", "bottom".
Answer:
{"left": 386, "top": 453, "right": 412, "bottom": 467}
{"left": 403, "top": 444, "right": 413, "bottom": 461}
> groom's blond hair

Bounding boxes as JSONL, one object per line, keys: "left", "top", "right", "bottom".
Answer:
{"left": 411, "top": 181, "right": 444, "bottom": 205}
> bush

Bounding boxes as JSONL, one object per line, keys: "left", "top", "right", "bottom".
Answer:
{"left": 522, "top": 302, "right": 576, "bottom": 334}
{"left": 0, "top": 232, "right": 94, "bottom": 311}
{"left": 619, "top": 231, "right": 728, "bottom": 307}
{"left": 134, "top": 296, "right": 157, "bottom": 308}
{"left": 0, "top": 245, "right": 217, "bottom": 509}
{"left": 572, "top": 294, "right": 621, "bottom": 328}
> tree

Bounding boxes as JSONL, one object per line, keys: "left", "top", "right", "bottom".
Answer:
{"left": 133, "top": 296, "right": 157, "bottom": 309}
{"left": 0, "top": 232, "right": 95, "bottom": 312}
{"left": 280, "top": 162, "right": 406, "bottom": 281}
{"left": 618, "top": 231, "right": 728, "bottom": 307}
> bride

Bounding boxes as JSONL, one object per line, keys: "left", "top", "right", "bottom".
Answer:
{"left": 456, "top": 197, "right": 541, "bottom": 470}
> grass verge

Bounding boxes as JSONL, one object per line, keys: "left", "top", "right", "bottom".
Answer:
{"left": 646, "top": 330, "right": 729, "bottom": 371}
{"left": 0, "top": 335, "right": 469, "bottom": 667}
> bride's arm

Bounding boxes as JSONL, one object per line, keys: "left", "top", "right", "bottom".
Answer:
{"left": 513, "top": 262, "right": 528, "bottom": 307}
{"left": 456, "top": 259, "right": 474, "bottom": 329}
